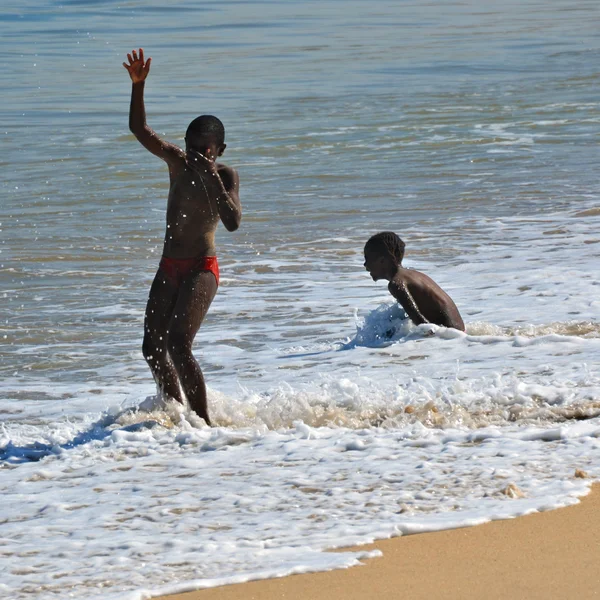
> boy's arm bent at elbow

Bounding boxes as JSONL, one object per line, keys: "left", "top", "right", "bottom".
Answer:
{"left": 215, "top": 166, "right": 242, "bottom": 232}
{"left": 389, "top": 281, "right": 429, "bottom": 326}
{"left": 129, "top": 81, "right": 183, "bottom": 165}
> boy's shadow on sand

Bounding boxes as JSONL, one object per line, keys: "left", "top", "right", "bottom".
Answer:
{"left": 0, "top": 413, "right": 162, "bottom": 465}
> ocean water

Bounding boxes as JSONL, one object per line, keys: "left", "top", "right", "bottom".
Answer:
{"left": 2, "top": 0, "right": 600, "bottom": 598}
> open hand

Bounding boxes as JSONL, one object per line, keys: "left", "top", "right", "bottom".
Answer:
{"left": 123, "top": 48, "right": 151, "bottom": 83}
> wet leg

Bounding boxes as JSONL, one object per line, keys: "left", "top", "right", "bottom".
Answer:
{"left": 166, "top": 270, "right": 217, "bottom": 424}
{"left": 142, "top": 269, "right": 185, "bottom": 403}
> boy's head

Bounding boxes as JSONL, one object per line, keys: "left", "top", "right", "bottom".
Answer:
{"left": 185, "top": 115, "right": 226, "bottom": 160}
{"left": 364, "top": 231, "right": 405, "bottom": 281}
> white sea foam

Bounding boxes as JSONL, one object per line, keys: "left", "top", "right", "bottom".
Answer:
{"left": 2, "top": 400, "right": 598, "bottom": 600}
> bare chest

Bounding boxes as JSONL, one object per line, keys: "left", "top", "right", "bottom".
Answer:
{"left": 166, "top": 170, "right": 219, "bottom": 227}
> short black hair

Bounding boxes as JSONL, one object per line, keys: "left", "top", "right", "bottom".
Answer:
{"left": 365, "top": 231, "right": 405, "bottom": 265}
{"left": 186, "top": 115, "right": 225, "bottom": 145}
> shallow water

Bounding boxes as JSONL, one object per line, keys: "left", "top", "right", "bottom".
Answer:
{"left": 2, "top": 1, "right": 600, "bottom": 598}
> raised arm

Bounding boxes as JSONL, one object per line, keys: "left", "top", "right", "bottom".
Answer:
{"left": 389, "top": 281, "right": 429, "bottom": 326}
{"left": 123, "top": 49, "right": 183, "bottom": 165}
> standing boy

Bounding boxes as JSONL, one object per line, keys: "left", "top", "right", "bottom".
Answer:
{"left": 364, "top": 232, "right": 465, "bottom": 331}
{"left": 123, "top": 48, "right": 241, "bottom": 425}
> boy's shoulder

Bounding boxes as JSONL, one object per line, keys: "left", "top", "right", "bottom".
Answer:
{"left": 161, "top": 146, "right": 187, "bottom": 171}
{"left": 388, "top": 271, "right": 409, "bottom": 297}
{"left": 216, "top": 162, "right": 239, "bottom": 188}
{"left": 390, "top": 267, "right": 435, "bottom": 290}
{"left": 389, "top": 267, "right": 412, "bottom": 286}
{"left": 216, "top": 161, "right": 237, "bottom": 175}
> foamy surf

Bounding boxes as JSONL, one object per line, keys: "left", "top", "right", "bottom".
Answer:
{"left": 2, "top": 402, "right": 598, "bottom": 600}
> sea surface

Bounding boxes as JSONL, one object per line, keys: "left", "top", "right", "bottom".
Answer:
{"left": 2, "top": 1, "right": 600, "bottom": 598}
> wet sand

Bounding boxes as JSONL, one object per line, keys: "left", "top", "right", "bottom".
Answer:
{"left": 158, "top": 483, "right": 600, "bottom": 600}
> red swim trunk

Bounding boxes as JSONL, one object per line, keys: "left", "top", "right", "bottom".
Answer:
{"left": 159, "top": 256, "right": 219, "bottom": 287}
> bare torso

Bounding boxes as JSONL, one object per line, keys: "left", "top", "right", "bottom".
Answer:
{"left": 163, "top": 155, "right": 232, "bottom": 258}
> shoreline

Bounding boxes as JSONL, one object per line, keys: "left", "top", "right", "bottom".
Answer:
{"left": 155, "top": 483, "right": 600, "bottom": 600}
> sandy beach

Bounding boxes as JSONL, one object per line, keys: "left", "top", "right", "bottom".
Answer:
{"left": 158, "top": 482, "right": 600, "bottom": 600}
